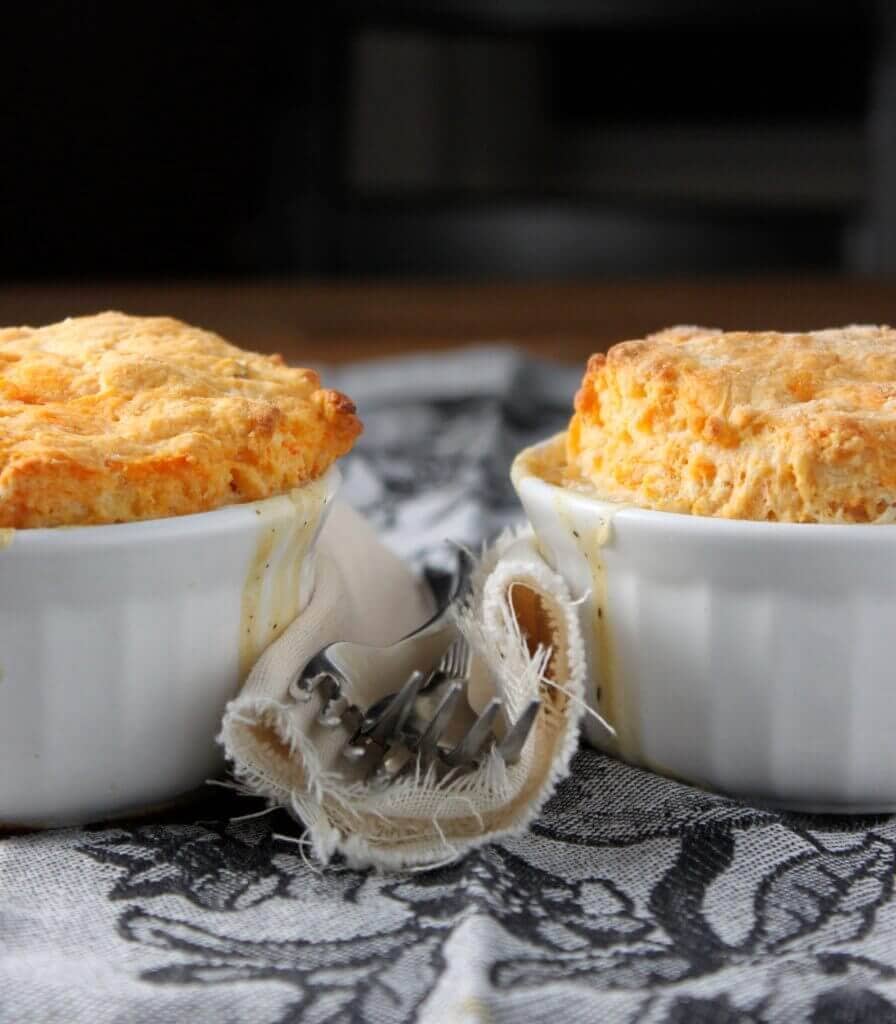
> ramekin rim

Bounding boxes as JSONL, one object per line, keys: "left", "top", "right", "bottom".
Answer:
{"left": 1, "top": 464, "right": 342, "bottom": 548}
{"left": 512, "top": 435, "right": 896, "bottom": 536}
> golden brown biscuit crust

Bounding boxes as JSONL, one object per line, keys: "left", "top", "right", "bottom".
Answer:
{"left": 567, "top": 325, "right": 896, "bottom": 523}
{"left": 0, "top": 312, "right": 361, "bottom": 528}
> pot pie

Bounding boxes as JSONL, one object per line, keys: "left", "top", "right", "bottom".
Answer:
{"left": 566, "top": 324, "right": 896, "bottom": 524}
{"left": 0, "top": 312, "right": 361, "bottom": 528}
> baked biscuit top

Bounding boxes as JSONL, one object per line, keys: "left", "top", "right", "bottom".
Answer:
{"left": 567, "top": 325, "right": 896, "bottom": 523}
{"left": 0, "top": 312, "right": 361, "bottom": 528}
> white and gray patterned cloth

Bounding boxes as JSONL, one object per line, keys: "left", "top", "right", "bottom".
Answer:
{"left": 3, "top": 347, "right": 896, "bottom": 1024}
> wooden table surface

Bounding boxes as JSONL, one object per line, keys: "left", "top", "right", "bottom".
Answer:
{"left": 0, "top": 276, "right": 894, "bottom": 364}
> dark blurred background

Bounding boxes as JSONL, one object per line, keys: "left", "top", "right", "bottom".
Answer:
{"left": 1, "top": 1, "right": 893, "bottom": 281}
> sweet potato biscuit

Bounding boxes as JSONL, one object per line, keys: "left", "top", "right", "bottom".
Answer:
{"left": 0, "top": 312, "right": 361, "bottom": 527}
{"left": 567, "top": 325, "right": 896, "bottom": 523}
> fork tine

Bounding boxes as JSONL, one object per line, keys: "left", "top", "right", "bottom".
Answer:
{"left": 416, "top": 681, "right": 465, "bottom": 761}
{"left": 442, "top": 640, "right": 459, "bottom": 678}
{"left": 439, "top": 636, "right": 471, "bottom": 680}
{"left": 370, "top": 742, "right": 414, "bottom": 789}
{"left": 453, "top": 639, "right": 472, "bottom": 680}
{"left": 496, "top": 700, "right": 541, "bottom": 764}
{"left": 362, "top": 670, "right": 426, "bottom": 745}
{"left": 444, "top": 698, "right": 502, "bottom": 766}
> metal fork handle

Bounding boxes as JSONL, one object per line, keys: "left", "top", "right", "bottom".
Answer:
{"left": 442, "top": 698, "right": 502, "bottom": 767}
{"left": 360, "top": 670, "right": 426, "bottom": 745}
{"left": 296, "top": 549, "right": 473, "bottom": 700}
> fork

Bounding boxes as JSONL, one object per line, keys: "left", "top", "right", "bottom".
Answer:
{"left": 357, "top": 637, "right": 477, "bottom": 785}
{"left": 289, "top": 552, "right": 542, "bottom": 784}
{"left": 338, "top": 637, "right": 541, "bottom": 788}
{"left": 351, "top": 636, "right": 474, "bottom": 759}
{"left": 364, "top": 644, "right": 543, "bottom": 788}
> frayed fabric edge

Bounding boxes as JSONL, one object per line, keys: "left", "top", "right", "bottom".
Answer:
{"left": 218, "top": 527, "right": 588, "bottom": 872}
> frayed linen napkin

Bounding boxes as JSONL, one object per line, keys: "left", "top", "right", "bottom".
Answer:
{"left": 219, "top": 501, "right": 588, "bottom": 870}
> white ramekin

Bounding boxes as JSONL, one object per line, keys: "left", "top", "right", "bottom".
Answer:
{"left": 0, "top": 467, "right": 339, "bottom": 828}
{"left": 512, "top": 435, "right": 896, "bottom": 813}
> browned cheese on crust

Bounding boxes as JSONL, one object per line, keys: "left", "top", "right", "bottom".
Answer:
{"left": 566, "top": 325, "right": 896, "bottom": 523}
{"left": 0, "top": 312, "right": 362, "bottom": 527}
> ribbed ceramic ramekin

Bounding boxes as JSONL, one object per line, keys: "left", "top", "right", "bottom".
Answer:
{"left": 0, "top": 467, "right": 338, "bottom": 828}
{"left": 512, "top": 435, "right": 896, "bottom": 812}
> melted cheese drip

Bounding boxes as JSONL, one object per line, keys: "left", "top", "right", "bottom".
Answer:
{"left": 516, "top": 436, "right": 641, "bottom": 761}
{"left": 239, "top": 479, "right": 328, "bottom": 681}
